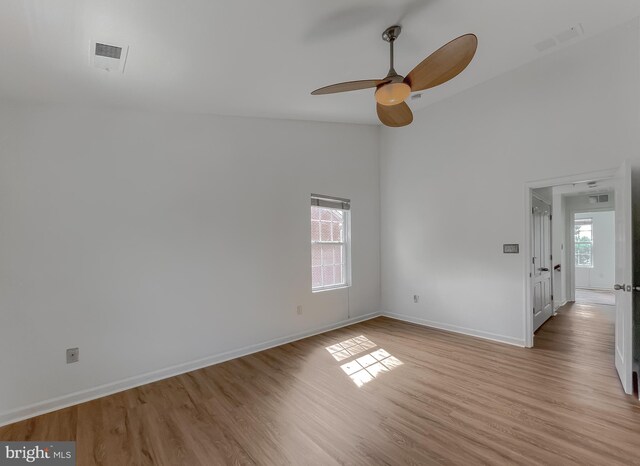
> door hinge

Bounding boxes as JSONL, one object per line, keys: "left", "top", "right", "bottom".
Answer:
{"left": 551, "top": 294, "right": 554, "bottom": 300}
{"left": 550, "top": 214, "right": 552, "bottom": 221}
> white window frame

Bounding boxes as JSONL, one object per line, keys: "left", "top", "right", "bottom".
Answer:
{"left": 574, "top": 217, "right": 594, "bottom": 268}
{"left": 311, "top": 196, "right": 351, "bottom": 292}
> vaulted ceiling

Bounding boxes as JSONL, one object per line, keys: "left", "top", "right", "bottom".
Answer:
{"left": 1, "top": 0, "right": 639, "bottom": 124}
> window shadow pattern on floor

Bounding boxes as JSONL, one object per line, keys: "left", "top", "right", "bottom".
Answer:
{"left": 326, "top": 335, "right": 403, "bottom": 387}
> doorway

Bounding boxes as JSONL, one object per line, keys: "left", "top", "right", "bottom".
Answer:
{"left": 523, "top": 164, "right": 634, "bottom": 395}
{"left": 573, "top": 210, "right": 615, "bottom": 306}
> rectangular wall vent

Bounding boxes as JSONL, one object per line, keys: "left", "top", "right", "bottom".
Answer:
{"left": 588, "top": 194, "right": 610, "bottom": 204}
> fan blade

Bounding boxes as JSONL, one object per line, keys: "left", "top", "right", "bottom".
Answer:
{"left": 311, "top": 79, "right": 385, "bottom": 95}
{"left": 405, "top": 34, "right": 477, "bottom": 92}
{"left": 377, "top": 102, "right": 413, "bottom": 127}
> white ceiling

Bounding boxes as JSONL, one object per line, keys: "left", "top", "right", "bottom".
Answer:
{"left": 1, "top": 0, "right": 639, "bottom": 124}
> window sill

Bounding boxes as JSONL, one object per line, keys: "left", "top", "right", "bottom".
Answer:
{"left": 575, "top": 265, "right": 594, "bottom": 269}
{"left": 312, "top": 285, "right": 351, "bottom": 293}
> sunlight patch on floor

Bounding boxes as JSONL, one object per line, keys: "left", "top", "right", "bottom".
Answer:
{"left": 325, "top": 335, "right": 377, "bottom": 361}
{"left": 326, "top": 336, "right": 403, "bottom": 387}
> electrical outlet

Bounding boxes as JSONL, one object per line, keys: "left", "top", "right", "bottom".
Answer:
{"left": 296, "top": 305, "right": 303, "bottom": 315}
{"left": 413, "top": 295, "right": 419, "bottom": 304}
{"left": 66, "top": 347, "right": 79, "bottom": 364}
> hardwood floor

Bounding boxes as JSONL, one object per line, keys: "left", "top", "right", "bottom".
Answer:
{"left": 2, "top": 304, "right": 640, "bottom": 465}
{"left": 575, "top": 288, "right": 616, "bottom": 306}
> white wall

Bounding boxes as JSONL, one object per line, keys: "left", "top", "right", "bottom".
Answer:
{"left": 380, "top": 19, "right": 640, "bottom": 345}
{"left": 0, "top": 105, "right": 381, "bottom": 422}
{"left": 574, "top": 211, "right": 615, "bottom": 290}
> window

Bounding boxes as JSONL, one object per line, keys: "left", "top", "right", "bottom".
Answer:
{"left": 311, "top": 194, "right": 350, "bottom": 291}
{"left": 575, "top": 218, "right": 593, "bottom": 267}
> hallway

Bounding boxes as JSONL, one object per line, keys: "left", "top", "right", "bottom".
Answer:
{"left": 575, "top": 288, "right": 616, "bottom": 306}
{"left": 535, "top": 301, "right": 615, "bottom": 357}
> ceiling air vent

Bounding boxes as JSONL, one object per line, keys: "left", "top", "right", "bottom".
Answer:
{"left": 556, "top": 25, "right": 584, "bottom": 44}
{"left": 95, "top": 43, "right": 122, "bottom": 59}
{"left": 535, "top": 24, "right": 584, "bottom": 53}
{"left": 90, "top": 41, "right": 129, "bottom": 73}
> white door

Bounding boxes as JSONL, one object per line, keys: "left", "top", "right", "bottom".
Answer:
{"left": 532, "top": 196, "right": 553, "bottom": 331}
{"left": 614, "top": 160, "right": 633, "bottom": 394}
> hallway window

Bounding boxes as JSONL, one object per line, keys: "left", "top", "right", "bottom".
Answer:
{"left": 575, "top": 218, "right": 593, "bottom": 267}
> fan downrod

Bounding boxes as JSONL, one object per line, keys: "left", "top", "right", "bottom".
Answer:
{"left": 382, "top": 25, "right": 402, "bottom": 77}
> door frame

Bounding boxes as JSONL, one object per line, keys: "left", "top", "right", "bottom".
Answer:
{"left": 523, "top": 168, "right": 617, "bottom": 348}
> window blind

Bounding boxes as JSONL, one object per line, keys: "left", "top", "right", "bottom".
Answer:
{"left": 310, "top": 194, "right": 351, "bottom": 211}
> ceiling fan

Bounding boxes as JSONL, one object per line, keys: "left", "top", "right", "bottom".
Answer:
{"left": 311, "top": 26, "right": 477, "bottom": 128}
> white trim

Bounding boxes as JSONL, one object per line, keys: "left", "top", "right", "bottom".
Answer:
{"left": 0, "top": 311, "right": 381, "bottom": 428}
{"left": 312, "top": 284, "right": 351, "bottom": 293}
{"left": 382, "top": 312, "right": 526, "bottom": 347}
{"left": 524, "top": 168, "right": 618, "bottom": 190}
{"left": 523, "top": 167, "right": 617, "bottom": 348}
{"left": 576, "top": 287, "right": 615, "bottom": 292}
{"left": 554, "top": 300, "right": 568, "bottom": 312}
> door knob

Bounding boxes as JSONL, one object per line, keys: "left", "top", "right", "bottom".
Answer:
{"left": 538, "top": 268, "right": 549, "bottom": 272}
{"left": 614, "top": 284, "right": 625, "bottom": 291}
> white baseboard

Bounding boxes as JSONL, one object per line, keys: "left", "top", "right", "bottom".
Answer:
{"left": 576, "top": 287, "right": 614, "bottom": 291}
{"left": 0, "top": 311, "right": 381, "bottom": 428}
{"left": 554, "top": 300, "right": 568, "bottom": 312}
{"left": 382, "top": 311, "right": 525, "bottom": 348}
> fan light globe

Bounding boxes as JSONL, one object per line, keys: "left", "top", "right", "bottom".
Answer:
{"left": 375, "top": 82, "right": 411, "bottom": 106}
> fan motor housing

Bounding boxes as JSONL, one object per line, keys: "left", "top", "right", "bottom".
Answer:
{"left": 382, "top": 25, "right": 402, "bottom": 43}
